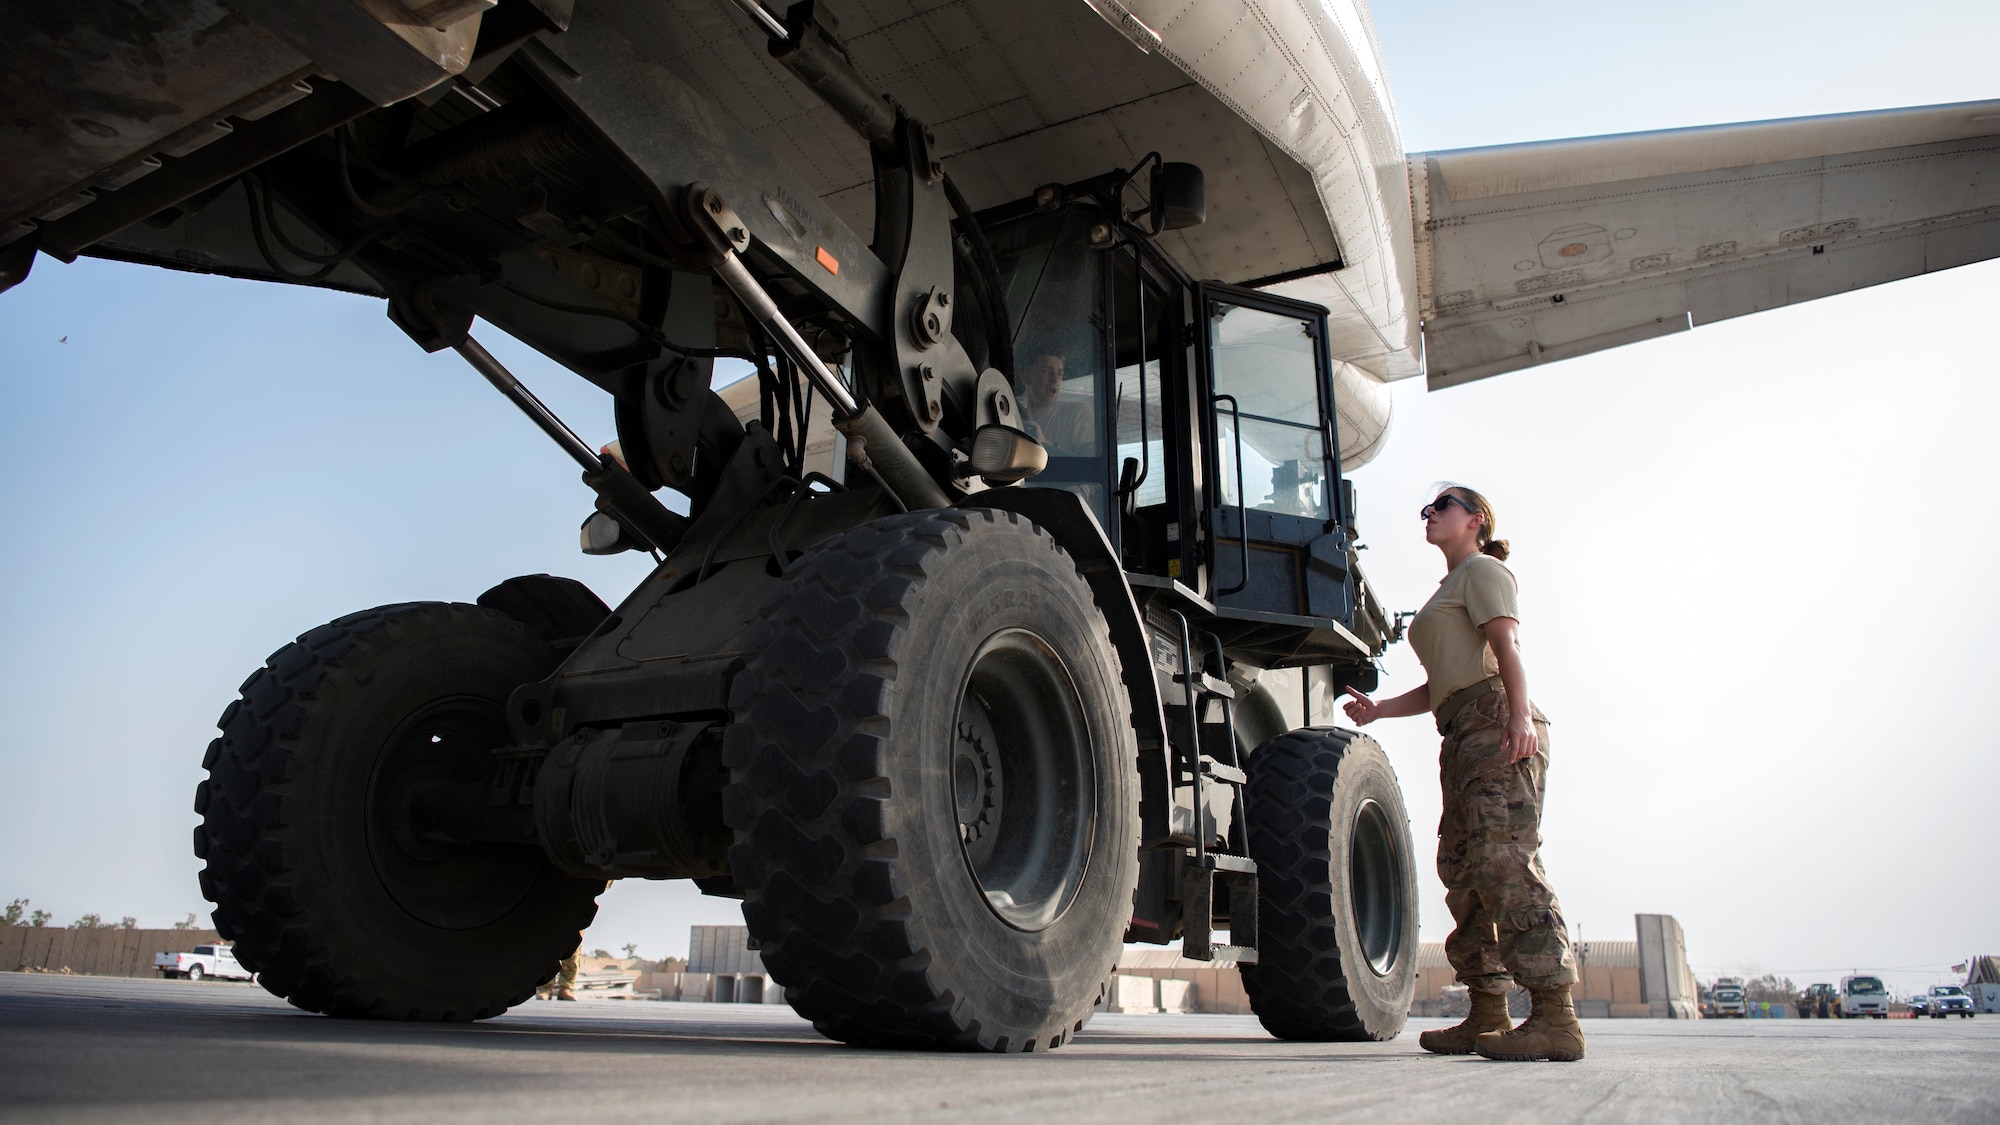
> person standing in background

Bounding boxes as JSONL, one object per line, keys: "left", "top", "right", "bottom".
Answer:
{"left": 540, "top": 944, "right": 580, "bottom": 1001}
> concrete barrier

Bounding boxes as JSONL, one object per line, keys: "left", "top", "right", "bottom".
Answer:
{"left": 1110, "top": 957, "right": 1254, "bottom": 1015}
{"left": 1109, "top": 974, "right": 1158, "bottom": 1014}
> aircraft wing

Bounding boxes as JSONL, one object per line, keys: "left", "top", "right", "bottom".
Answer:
{"left": 1409, "top": 100, "right": 2000, "bottom": 389}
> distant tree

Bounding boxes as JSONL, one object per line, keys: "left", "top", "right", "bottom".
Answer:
{"left": 118, "top": 917, "right": 137, "bottom": 930}
{"left": 1745, "top": 974, "right": 1796, "bottom": 1003}
{"left": 4, "top": 898, "right": 24, "bottom": 926}
{"left": 29, "top": 909, "right": 49, "bottom": 927}
{"left": 622, "top": 943, "right": 640, "bottom": 959}
{"left": 72, "top": 913, "right": 106, "bottom": 930}
{"left": 590, "top": 948, "right": 612, "bottom": 959}
{"left": 171, "top": 913, "right": 199, "bottom": 931}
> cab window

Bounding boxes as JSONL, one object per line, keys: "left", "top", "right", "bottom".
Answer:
{"left": 1209, "top": 304, "right": 1329, "bottom": 520}
{"left": 988, "top": 205, "right": 1109, "bottom": 524}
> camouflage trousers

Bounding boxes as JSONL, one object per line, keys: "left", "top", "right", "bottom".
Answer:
{"left": 1436, "top": 691, "right": 1576, "bottom": 994}
{"left": 539, "top": 948, "right": 581, "bottom": 998}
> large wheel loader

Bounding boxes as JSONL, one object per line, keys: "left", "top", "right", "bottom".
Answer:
{"left": 3, "top": 0, "right": 1419, "bottom": 1050}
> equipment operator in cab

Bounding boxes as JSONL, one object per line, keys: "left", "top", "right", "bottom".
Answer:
{"left": 1339, "top": 486, "right": 1583, "bottom": 1062}
{"left": 1018, "top": 352, "right": 1095, "bottom": 454}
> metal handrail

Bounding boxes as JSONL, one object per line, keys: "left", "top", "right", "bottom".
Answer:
{"left": 1167, "top": 608, "right": 1204, "bottom": 867}
{"left": 1213, "top": 393, "right": 1249, "bottom": 597}
{"left": 1117, "top": 268, "right": 1151, "bottom": 503}
{"left": 1205, "top": 632, "right": 1251, "bottom": 857}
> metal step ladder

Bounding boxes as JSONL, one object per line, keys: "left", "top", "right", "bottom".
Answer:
{"left": 1164, "top": 611, "right": 1257, "bottom": 964}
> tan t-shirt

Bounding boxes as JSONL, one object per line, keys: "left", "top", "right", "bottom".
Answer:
{"left": 1407, "top": 553, "right": 1520, "bottom": 712}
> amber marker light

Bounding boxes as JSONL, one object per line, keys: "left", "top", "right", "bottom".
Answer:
{"left": 816, "top": 246, "right": 839, "bottom": 274}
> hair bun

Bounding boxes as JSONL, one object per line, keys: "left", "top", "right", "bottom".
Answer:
{"left": 1481, "top": 539, "right": 1511, "bottom": 562}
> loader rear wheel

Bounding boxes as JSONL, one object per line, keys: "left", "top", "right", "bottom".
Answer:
{"left": 723, "top": 508, "right": 1139, "bottom": 1052}
{"left": 1241, "top": 729, "right": 1418, "bottom": 1041}
{"left": 193, "top": 602, "right": 603, "bottom": 1021}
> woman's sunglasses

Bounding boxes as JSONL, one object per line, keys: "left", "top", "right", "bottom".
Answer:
{"left": 1419, "top": 495, "right": 1474, "bottom": 520}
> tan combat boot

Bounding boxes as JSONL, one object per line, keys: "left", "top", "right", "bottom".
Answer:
{"left": 1419, "top": 988, "right": 1514, "bottom": 1055}
{"left": 1474, "top": 986, "right": 1585, "bottom": 1061}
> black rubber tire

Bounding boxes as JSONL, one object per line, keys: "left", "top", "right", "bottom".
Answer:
{"left": 722, "top": 508, "right": 1139, "bottom": 1052}
{"left": 1240, "top": 728, "right": 1418, "bottom": 1041}
{"left": 193, "top": 602, "right": 604, "bottom": 1021}
{"left": 185, "top": 964, "right": 203, "bottom": 983}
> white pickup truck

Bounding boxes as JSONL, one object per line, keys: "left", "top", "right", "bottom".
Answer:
{"left": 154, "top": 944, "right": 253, "bottom": 982}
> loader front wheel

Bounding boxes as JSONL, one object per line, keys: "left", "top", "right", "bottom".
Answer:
{"left": 194, "top": 602, "right": 603, "bottom": 1020}
{"left": 723, "top": 509, "right": 1139, "bottom": 1052}
{"left": 1241, "top": 729, "right": 1418, "bottom": 1041}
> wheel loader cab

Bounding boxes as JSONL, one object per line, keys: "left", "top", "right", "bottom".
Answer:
{"left": 979, "top": 193, "right": 1357, "bottom": 630}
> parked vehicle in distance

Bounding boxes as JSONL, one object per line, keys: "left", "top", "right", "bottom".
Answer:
{"left": 1840, "top": 975, "right": 1890, "bottom": 1018}
{"left": 1712, "top": 979, "right": 1748, "bottom": 1018}
{"left": 1798, "top": 983, "right": 1839, "bottom": 1018}
{"left": 153, "top": 944, "right": 252, "bottom": 982}
{"left": 1928, "top": 985, "right": 1975, "bottom": 1018}
{"left": 1909, "top": 991, "right": 1930, "bottom": 1017}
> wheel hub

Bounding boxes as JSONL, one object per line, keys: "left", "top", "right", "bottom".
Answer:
{"left": 953, "top": 720, "right": 1000, "bottom": 844}
{"left": 949, "top": 628, "right": 1095, "bottom": 932}
{"left": 1349, "top": 798, "right": 1405, "bottom": 975}
{"left": 365, "top": 696, "right": 543, "bottom": 931}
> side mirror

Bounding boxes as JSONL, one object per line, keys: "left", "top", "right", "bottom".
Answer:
{"left": 1150, "top": 162, "right": 1206, "bottom": 232}
{"left": 580, "top": 510, "right": 638, "bottom": 555}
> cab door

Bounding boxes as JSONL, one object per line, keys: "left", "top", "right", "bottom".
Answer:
{"left": 1198, "top": 284, "right": 1353, "bottom": 624}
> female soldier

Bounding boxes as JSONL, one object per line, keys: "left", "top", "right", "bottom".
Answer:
{"left": 1340, "top": 486, "right": 1583, "bottom": 1062}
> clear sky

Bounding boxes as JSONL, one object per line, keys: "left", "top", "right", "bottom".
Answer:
{"left": 1, "top": 0, "right": 1994, "bottom": 995}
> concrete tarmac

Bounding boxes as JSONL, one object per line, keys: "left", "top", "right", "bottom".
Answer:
{"left": 3, "top": 972, "right": 1996, "bottom": 1123}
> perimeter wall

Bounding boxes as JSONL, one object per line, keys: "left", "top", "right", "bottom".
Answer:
{"left": 2, "top": 925, "right": 223, "bottom": 978}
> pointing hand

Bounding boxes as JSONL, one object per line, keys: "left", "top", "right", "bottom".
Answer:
{"left": 1342, "top": 687, "right": 1380, "bottom": 726}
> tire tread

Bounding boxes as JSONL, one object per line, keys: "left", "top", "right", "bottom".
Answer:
{"left": 723, "top": 509, "right": 1118, "bottom": 1052}
{"left": 1241, "top": 728, "right": 1394, "bottom": 1041}
{"left": 195, "top": 602, "right": 598, "bottom": 1021}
